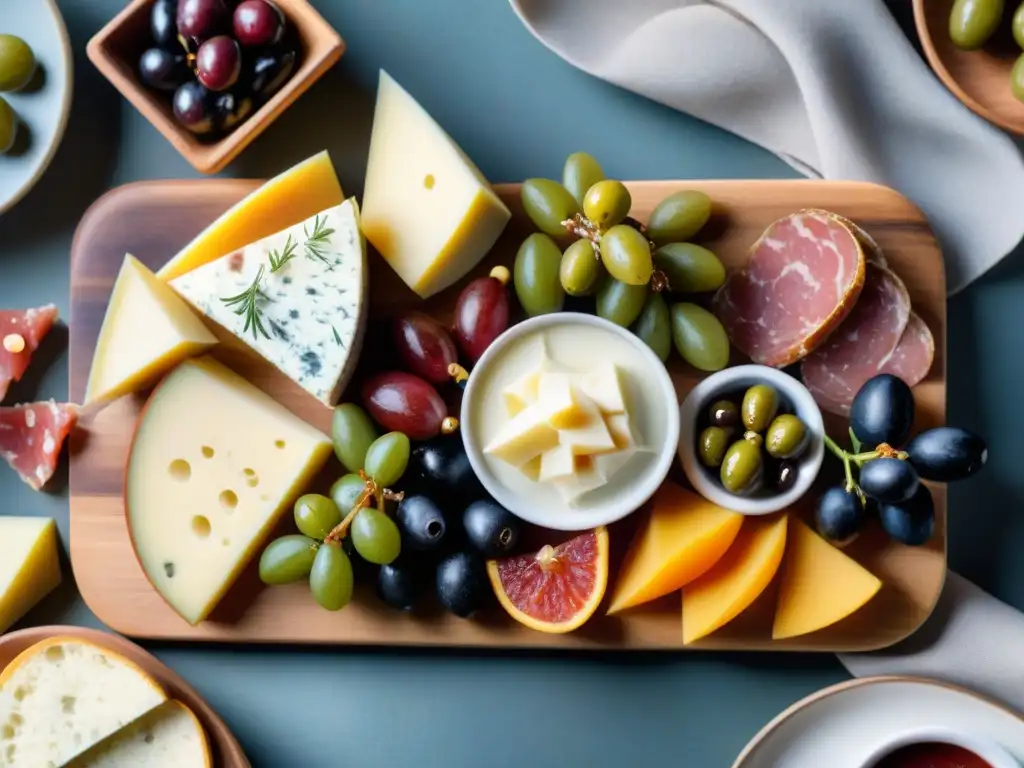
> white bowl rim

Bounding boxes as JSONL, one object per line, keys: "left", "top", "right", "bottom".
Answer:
{"left": 856, "top": 725, "right": 1020, "bottom": 768}
{"left": 460, "top": 312, "right": 680, "bottom": 532}
{"left": 677, "top": 364, "right": 825, "bottom": 516}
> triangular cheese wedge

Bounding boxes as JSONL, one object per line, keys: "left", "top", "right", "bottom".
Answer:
{"left": 0, "top": 517, "right": 61, "bottom": 633}
{"left": 772, "top": 518, "right": 882, "bottom": 640}
{"left": 170, "top": 200, "right": 368, "bottom": 405}
{"left": 84, "top": 255, "right": 217, "bottom": 406}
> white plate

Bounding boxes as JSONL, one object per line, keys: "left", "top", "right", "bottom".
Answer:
{"left": 0, "top": 0, "right": 73, "bottom": 216}
{"left": 733, "top": 676, "right": 1024, "bottom": 768}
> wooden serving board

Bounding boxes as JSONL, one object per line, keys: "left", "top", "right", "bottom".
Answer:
{"left": 69, "top": 179, "right": 947, "bottom": 652}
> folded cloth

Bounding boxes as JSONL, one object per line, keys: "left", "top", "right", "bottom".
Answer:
{"left": 509, "top": 0, "right": 1024, "bottom": 294}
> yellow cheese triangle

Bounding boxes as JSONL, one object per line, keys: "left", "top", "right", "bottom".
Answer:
{"left": 0, "top": 517, "right": 61, "bottom": 633}
{"left": 772, "top": 518, "right": 882, "bottom": 640}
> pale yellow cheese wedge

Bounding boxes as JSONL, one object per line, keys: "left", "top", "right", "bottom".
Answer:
{"left": 503, "top": 370, "right": 540, "bottom": 417}
{"left": 772, "top": 518, "right": 882, "bottom": 640}
{"left": 552, "top": 455, "right": 607, "bottom": 505}
{"left": 557, "top": 393, "right": 616, "bottom": 456}
{"left": 483, "top": 404, "right": 559, "bottom": 467}
{"left": 580, "top": 361, "right": 627, "bottom": 414}
{"left": 85, "top": 255, "right": 217, "bottom": 406}
{"left": 539, "top": 443, "right": 576, "bottom": 482}
{"left": 536, "top": 372, "right": 587, "bottom": 428}
{"left": 0, "top": 517, "right": 61, "bottom": 633}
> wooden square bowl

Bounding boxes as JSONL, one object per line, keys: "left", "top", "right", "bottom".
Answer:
{"left": 87, "top": 0, "right": 344, "bottom": 174}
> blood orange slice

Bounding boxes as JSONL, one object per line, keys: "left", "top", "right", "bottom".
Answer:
{"left": 487, "top": 526, "right": 609, "bottom": 634}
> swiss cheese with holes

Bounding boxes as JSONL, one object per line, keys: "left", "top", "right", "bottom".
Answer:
{"left": 126, "top": 356, "right": 332, "bottom": 625}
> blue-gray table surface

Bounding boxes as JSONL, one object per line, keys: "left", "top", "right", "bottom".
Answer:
{"left": 3, "top": 1, "right": 1020, "bottom": 765}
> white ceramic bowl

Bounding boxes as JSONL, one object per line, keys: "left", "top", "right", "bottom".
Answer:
{"left": 460, "top": 313, "right": 680, "bottom": 531}
{"left": 678, "top": 364, "right": 824, "bottom": 516}
{"left": 858, "top": 726, "right": 1020, "bottom": 768}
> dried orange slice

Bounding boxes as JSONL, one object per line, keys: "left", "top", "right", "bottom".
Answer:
{"left": 487, "top": 526, "right": 609, "bottom": 634}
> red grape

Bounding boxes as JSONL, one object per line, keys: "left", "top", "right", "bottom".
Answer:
{"left": 362, "top": 372, "right": 447, "bottom": 441}
{"left": 453, "top": 268, "right": 510, "bottom": 363}
{"left": 393, "top": 312, "right": 458, "bottom": 384}
{"left": 177, "top": 0, "right": 230, "bottom": 40}
{"left": 196, "top": 35, "right": 241, "bottom": 92}
{"left": 233, "top": 0, "right": 286, "bottom": 47}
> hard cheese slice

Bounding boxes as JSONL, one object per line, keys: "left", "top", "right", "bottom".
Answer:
{"left": 0, "top": 516, "right": 61, "bottom": 633}
{"left": 158, "top": 151, "right": 344, "bottom": 281}
{"left": 171, "top": 200, "right": 368, "bottom": 406}
{"left": 772, "top": 517, "right": 882, "bottom": 640}
{"left": 362, "top": 70, "right": 511, "bottom": 298}
{"left": 126, "top": 356, "right": 333, "bottom": 625}
{"left": 85, "top": 255, "right": 217, "bottom": 406}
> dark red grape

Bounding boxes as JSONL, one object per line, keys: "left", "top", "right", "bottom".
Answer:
{"left": 393, "top": 311, "right": 458, "bottom": 384}
{"left": 233, "top": 0, "right": 285, "bottom": 47}
{"left": 139, "top": 48, "right": 190, "bottom": 91}
{"left": 195, "top": 35, "right": 241, "bottom": 91}
{"left": 177, "top": 0, "right": 230, "bottom": 39}
{"left": 452, "top": 268, "right": 510, "bottom": 362}
{"left": 151, "top": 0, "right": 180, "bottom": 50}
{"left": 362, "top": 372, "right": 447, "bottom": 441}
{"left": 248, "top": 48, "right": 296, "bottom": 99}
{"left": 172, "top": 81, "right": 215, "bottom": 134}
{"left": 211, "top": 90, "right": 253, "bottom": 131}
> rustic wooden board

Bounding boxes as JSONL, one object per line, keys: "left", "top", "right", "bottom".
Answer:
{"left": 68, "top": 179, "right": 947, "bottom": 651}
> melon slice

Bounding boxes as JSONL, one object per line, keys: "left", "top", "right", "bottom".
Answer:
{"left": 681, "top": 515, "right": 788, "bottom": 645}
{"left": 772, "top": 517, "right": 882, "bottom": 640}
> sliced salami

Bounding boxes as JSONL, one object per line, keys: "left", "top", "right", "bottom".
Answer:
{"left": 713, "top": 211, "right": 866, "bottom": 367}
{"left": 0, "top": 400, "right": 79, "bottom": 490}
{"left": 880, "top": 312, "right": 935, "bottom": 388}
{"left": 801, "top": 263, "right": 912, "bottom": 415}
{"left": 0, "top": 305, "right": 59, "bottom": 403}
{"left": 801, "top": 209, "right": 887, "bottom": 267}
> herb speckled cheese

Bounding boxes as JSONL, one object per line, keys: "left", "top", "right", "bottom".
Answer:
{"left": 170, "top": 199, "right": 367, "bottom": 406}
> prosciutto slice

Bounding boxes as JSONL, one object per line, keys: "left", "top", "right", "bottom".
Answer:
{"left": 0, "top": 305, "right": 59, "bottom": 402}
{"left": 0, "top": 400, "right": 79, "bottom": 490}
{"left": 714, "top": 211, "right": 866, "bottom": 367}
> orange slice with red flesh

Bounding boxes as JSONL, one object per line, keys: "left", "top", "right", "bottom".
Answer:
{"left": 487, "top": 526, "right": 609, "bottom": 634}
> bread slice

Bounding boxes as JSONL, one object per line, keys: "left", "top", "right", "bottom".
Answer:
{"left": 68, "top": 700, "right": 212, "bottom": 767}
{"left": 0, "top": 637, "right": 167, "bottom": 767}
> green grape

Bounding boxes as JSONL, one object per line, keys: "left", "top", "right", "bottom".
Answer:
{"left": 330, "top": 473, "right": 367, "bottom": 515}
{"left": 350, "top": 508, "right": 402, "bottom": 565}
{"left": 632, "top": 291, "right": 672, "bottom": 362}
{"left": 521, "top": 178, "right": 580, "bottom": 237}
{"left": 259, "top": 535, "right": 319, "bottom": 585}
{"left": 646, "top": 191, "right": 712, "bottom": 244}
{"left": 364, "top": 431, "right": 411, "bottom": 487}
{"left": 294, "top": 494, "right": 342, "bottom": 540}
{"left": 560, "top": 239, "right": 603, "bottom": 296}
{"left": 331, "top": 403, "right": 378, "bottom": 473}
{"left": 514, "top": 233, "right": 565, "bottom": 316}
{"left": 583, "top": 179, "right": 631, "bottom": 231}
{"left": 597, "top": 278, "right": 648, "bottom": 328}
{"left": 0, "top": 97, "right": 15, "bottom": 155}
{"left": 599, "top": 224, "right": 654, "bottom": 285}
{"left": 653, "top": 243, "right": 726, "bottom": 293}
{"left": 0, "top": 35, "right": 36, "bottom": 92}
{"left": 309, "top": 541, "right": 354, "bottom": 611}
{"left": 1013, "top": 53, "right": 1024, "bottom": 103}
{"left": 563, "top": 152, "right": 605, "bottom": 206}
{"left": 670, "top": 302, "right": 731, "bottom": 372}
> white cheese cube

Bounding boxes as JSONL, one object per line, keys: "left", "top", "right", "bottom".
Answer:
{"left": 557, "top": 393, "right": 616, "bottom": 456}
{"left": 539, "top": 443, "right": 576, "bottom": 482}
{"left": 503, "top": 370, "right": 540, "bottom": 417}
{"left": 483, "top": 404, "right": 559, "bottom": 467}
{"left": 552, "top": 455, "right": 608, "bottom": 506}
{"left": 579, "top": 362, "right": 628, "bottom": 415}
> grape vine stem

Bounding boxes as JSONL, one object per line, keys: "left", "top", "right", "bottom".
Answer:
{"left": 823, "top": 433, "right": 907, "bottom": 505}
{"left": 324, "top": 470, "right": 404, "bottom": 544}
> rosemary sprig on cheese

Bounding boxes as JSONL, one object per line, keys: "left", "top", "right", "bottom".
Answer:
{"left": 303, "top": 214, "right": 335, "bottom": 266}
{"left": 268, "top": 234, "right": 298, "bottom": 273}
{"left": 220, "top": 264, "right": 270, "bottom": 340}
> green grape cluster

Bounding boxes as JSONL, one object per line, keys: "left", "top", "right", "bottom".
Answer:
{"left": 258, "top": 404, "right": 411, "bottom": 612}
{"left": 514, "top": 152, "right": 732, "bottom": 373}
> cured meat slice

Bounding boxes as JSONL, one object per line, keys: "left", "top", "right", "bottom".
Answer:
{"left": 714, "top": 211, "right": 866, "bottom": 368}
{"left": 0, "top": 305, "right": 59, "bottom": 403}
{"left": 880, "top": 311, "right": 935, "bottom": 388}
{"left": 801, "top": 209, "right": 887, "bottom": 267}
{"left": 801, "top": 263, "right": 912, "bottom": 415}
{"left": 0, "top": 400, "right": 79, "bottom": 490}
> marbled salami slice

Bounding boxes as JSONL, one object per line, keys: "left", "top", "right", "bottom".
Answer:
{"left": 0, "top": 305, "right": 59, "bottom": 402}
{"left": 0, "top": 400, "right": 79, "bottom": 490}
{"left": 880, "top": 312, "right": 935, "bottom": 388}
{"left": 714, "top": 211, "right": 866, "bottom": 367}
{"left": 801, "top": 263, "right": 912, "bottom": 415}
{"left": 801, "top": 209, "right": 887, "bottom": 267}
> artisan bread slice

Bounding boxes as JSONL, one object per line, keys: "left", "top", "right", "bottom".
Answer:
{"left": 68, "top": 700, "right": 212, "bottom": 768}
{"left": 0, "top": 636, "right": 167, "bottom": 767}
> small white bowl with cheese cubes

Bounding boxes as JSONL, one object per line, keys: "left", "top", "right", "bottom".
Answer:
{"left": 461, "top": 313, "right": 680, "bottom": 531}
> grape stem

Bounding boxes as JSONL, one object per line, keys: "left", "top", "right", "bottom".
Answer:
{"left": 823, "top": 434, "right": 908, "bottom": 506}
{"left": 324, "top": 470, "right": 404, "bottom": 544}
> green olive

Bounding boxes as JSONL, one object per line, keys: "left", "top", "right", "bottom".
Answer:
{"left": 670, "top": 303, "right": 730, "bottom": 372}
{"left": 646, "top": 190, "right": 712, "bottom": 244}
{"left": 1012, "top": 52, "right": 1024, "bottom": 103}
{"left": 0, "top": 96, "right": 16, "bottom": 155}
{"left": 0, "top": 35, "right": 36, "bottom": 92}
{"left": 521, "top": 178, "right": 580, "bottom": 237}
{"left": 765, "top": 414, "right": 809, "bottom": 460}
{"left": 949, "top": 0, "right": 1004, "bottom": 50}
{"left": 563, "top": 152, "right": 605, "bottom": 207}
{"left": 698, "top": 426, "right": 731, "bottom": 468}
{"left": 560, "top": 238, "right": 604, "bottom": 296}
{"left": 600, "top": 224, "right": 654, "bottom": 285}
{"left": 741, "top": 384, "right": 780, "bottom": 433}
{"left": 1014, "top": 1, "right": 1024, "bottom": 48}
{"left": 708, "top": 399, "right": 740, "bottom": 428}
{"left": 514, "top": 233, "right": 566, "bottom": 316}
{"left": 720, "top": 438, "right": 764, "bottom": 495}
{"left": 597, "top": 278, "right": 648, "bottom": 327}
{"left": 583, "top": 179, "right": 632, "bottom": 231}
{"left": 653, "top": 243, "right": 726, "bottom": 293}
{"left": 632, "top": 291, "right": 672, "bottom": 362}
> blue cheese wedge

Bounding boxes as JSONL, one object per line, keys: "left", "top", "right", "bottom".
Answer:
{"left": 170, "top": 200, "right": 368, "bottom": 405}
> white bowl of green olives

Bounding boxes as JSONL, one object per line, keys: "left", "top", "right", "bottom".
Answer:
{"left": 678, "top": 365, "right": 824, "bottom": 516}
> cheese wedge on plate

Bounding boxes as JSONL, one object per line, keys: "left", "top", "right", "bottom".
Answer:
{"left": 69, "top": 700, "right": 211, "bottom": 768}
{"left": 85, "top": 255, "right": 217, "bottom": 406}
{"left": 126, "top": 356, "right": 332, "bottom": 625}
{"left": 170, "top": 199, "right": 367, "bottom": 406}
{"left": 0, "top": 517, "right": 61, "bottom": 633}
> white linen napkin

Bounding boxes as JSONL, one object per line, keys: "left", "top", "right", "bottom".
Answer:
{"left": 509, "top": 0, "right": 1024, "bottom": 295}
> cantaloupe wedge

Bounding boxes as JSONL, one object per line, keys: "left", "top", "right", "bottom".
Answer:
{"left": 681, "top": 515, "right": 788, "bottom": 645}
{"left": 608, "top": 482, "right": 743, "bottom": 614}
{"left": 772, "top": 518, "right": 882, "bottom": 640}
